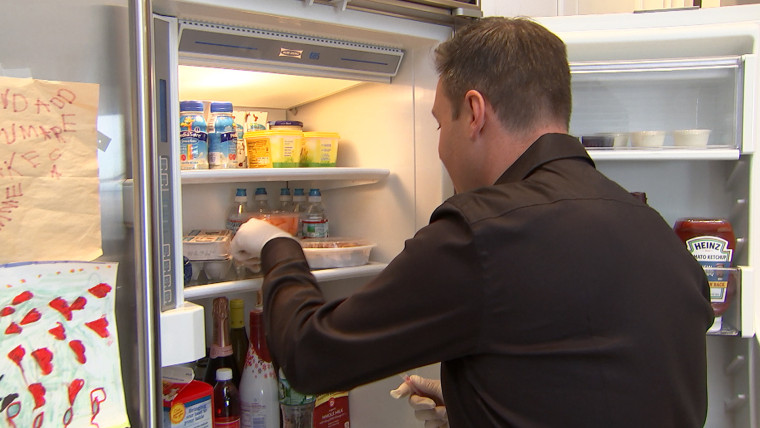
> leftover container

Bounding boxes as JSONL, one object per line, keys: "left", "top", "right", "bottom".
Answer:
{"left": 673, "top": 129, "right": 711, "bottom": 147}
{"left": 581, "top": 134, "right": 614, "bottom": 148}
{"left": 631, "top": 130, "right": 666, "bottom": 148}
{"left": 300, "top": 237, "right": 375, "bottom": 269}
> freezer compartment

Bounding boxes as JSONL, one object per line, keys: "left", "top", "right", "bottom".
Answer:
{"left": 570, "top": 55, "right": 751, "bottom": 153}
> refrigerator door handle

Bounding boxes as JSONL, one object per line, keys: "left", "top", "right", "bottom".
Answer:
{"left": 129, "top": 0, "right": 163, "bottom": 424}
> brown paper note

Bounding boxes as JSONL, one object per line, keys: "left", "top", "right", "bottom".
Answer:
{"left": 0, "top": 76, "right": 101, "bottom": 263}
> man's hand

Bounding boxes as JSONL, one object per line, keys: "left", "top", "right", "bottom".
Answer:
{"left": 390, "top": 375, "right": 448, "bottom": 428}
{"left": 231, "top": 218, "right": 295, "bottom": 267}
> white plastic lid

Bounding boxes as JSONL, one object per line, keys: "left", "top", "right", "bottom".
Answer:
{"left": 216, "top": 367, "right": 233, "bottom": 381}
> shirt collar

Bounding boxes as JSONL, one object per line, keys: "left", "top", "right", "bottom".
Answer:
{"left": 494, "top": 133, "right": 596, "bottom": 185}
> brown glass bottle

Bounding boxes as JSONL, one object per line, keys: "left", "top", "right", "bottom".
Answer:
{"left": 204, "top": 297, "right": 242, "bottom": 387}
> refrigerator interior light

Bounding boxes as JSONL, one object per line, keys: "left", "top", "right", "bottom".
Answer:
{"left": 178, "top": 64, "right": 364, "bottom": 109}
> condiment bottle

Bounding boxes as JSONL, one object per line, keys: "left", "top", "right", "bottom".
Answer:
{"left": 213, "top": 367, "right": 242, "bottom": 428}
{"left": 673, "top": 218, "right": 736, "bottom": 324}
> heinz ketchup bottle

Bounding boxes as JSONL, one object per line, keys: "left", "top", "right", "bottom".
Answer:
{"left": 674, "top": 218, "right": 736, "bottom": 329}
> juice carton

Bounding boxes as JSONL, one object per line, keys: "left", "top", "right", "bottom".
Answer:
{"left": 163, "top": 366, "right": 214, "bottom": 428}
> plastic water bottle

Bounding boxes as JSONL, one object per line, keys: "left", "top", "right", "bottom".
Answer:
{"left": 301, "top": 189, "right": 328, "bottom": 238}
{"left": 292, "top": 188, "right": 306, "bottom": 213}
{"left": 253, "top": 188, "right": 271, "bottom": 214}
{"left": 208, "top": 101, "right": 238, "bottom": 169}
{"left": 278, "top": 188, "right": 294, "bottom": 212}
{"left": 226, "top": 188, "right": 249, "bottom": 235}
{"left": 239, "top": 308, "right": 279, "bottom": 428}
{"left": 179, "top": 100, "right": 208, "bottom": 170}
{"left": 213, "top": 368, "right": 242, "bottom": 427}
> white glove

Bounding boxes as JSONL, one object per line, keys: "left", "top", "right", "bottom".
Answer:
{"left": 390, "top": 375, "right": 448, "bottom": 428}
{"left": 231, "top": 218, "right": 295, "bottom": 267}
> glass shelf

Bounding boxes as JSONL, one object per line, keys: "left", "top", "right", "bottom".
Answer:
{"left": 181, "top": 167, "right": 390, "bottom": 188}
{"left": 587, "top": 147, "right": 741, "bottom": 161}
{"left": 183, "top": 262, "right": 387, "bottom": 300}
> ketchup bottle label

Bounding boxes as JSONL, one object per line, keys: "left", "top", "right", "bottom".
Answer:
{"left": 685, "top": 236, "right": 733, "bottom": 303}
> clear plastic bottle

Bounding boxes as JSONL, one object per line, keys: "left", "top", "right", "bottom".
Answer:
{"left": 292, "top": 188, "right": 307, "bottom": 214}
{"left": 226, "top": 188, "right": 249, "bottom": 235}
{"left": 278, "top": 369, "right": 315, "bottom": 428}
{"left": 239, "top": 308, "right": 279, "bottom": 428}
{"left": 208, "top": 101, "right": 238, "bottom": 169}
{"left": 213, "top": 367, "right": 242, "bottom": 428}
{"left": 253, "top": 188, "right": 271, "bottom": 214}
{"left": 179, "top": 100, "right": 208, "bottom": 170}
{"left": 301, "top": 189, "right": 329, "bottom": 238}
{"left": 278, "top": 187, "right": 294, "bottom": 212}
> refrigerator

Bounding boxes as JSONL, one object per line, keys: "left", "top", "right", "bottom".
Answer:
{"left": 5, "top": 1, "right": 760, "bottom": 428}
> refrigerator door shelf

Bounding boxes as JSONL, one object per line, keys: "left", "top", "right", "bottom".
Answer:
{"left": 183, "top": 261, "right": 387, "bottom": 300}
{"left": 160, "top": 301, "right": 206, "bottom": 367}
{"left": 180, "top": 167, "right": 390, "bottom": 190}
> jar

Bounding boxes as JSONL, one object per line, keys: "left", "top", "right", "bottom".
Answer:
{"left": 673, "top": 218, "right": 736, "bottom": 318}
{"left": 269, "top": 120, "right": 303, "bottom": 131}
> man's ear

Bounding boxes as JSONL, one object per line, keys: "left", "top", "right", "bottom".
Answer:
{"left": 463, "top": 89, "right": 486, "bottom": 140}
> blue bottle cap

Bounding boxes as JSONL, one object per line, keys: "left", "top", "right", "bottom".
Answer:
{"left": 179, "top": 100, "right": 204, "bottom": 112}
{"left": 280, "top": 188, "right": 291, "bottom": 195}
{"left": 293, "top": 188, "right": 305, "bottom": 196}
{"left": 235, "top": 188, "right": 246, "bottom": 197}
{"left": 309, "top": 189, "right": 321, "bottom": 196}
{"left": 210, "top": 102, "right": 233, "bottom": 113}
{"left": 255, "top": 187, "right": 267, "bottom": 195}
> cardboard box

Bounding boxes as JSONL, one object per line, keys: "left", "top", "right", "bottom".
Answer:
{"left": 314, "top": 391, "right": 350, "bottom": 428}
{"left": 163, "top": 366, "right": 214, "bottom": 428}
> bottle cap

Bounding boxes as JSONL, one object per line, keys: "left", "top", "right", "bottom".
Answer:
{"left": 179, "top": 100, "right": 204, "bottom": 112}
{"left": 216, "top": 367, "right": 233, "bottom": 381}
{"left": 309, "top": 189, "right": 321, "bottom": 197}
{"left": 293, "top": 188, "right": 305, "bottom": 196}
{"left": 235, "top": 188, "right": 247, "bottom": 197}
{"left": 210, "top": 101, "right": 233, "bottom": 113}
{"left": 255, "top": 187, "right": 268, "bottom": 195}
{"left": 280, "top": 188, "right": 291, "bottom": 196}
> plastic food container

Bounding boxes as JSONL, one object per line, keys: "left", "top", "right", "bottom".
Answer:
{"left": 251, "top": 212, "right": 300, "bottom": 236}
{"left": 672, "top": 129, "right": 711, "bottom": 147}
{"left": 183, "top": 230, "right": 232, "bottom": 260}
{"left": 302, "top": 132, "right": 340, "bottom": 167}
{"left": 631, "top": 130, "right": 666, "bottom": 148}
{"left": 189, "top": 258, "right": 232, "bottom": 281}
{"left": 244, "top": 131, "right": 273, "bottom": 168}
{"left": 300, "top": 237, "right": 375, "bottom": 269}
{"left": 581, "top": 134, "right": 614, "bottom": 148}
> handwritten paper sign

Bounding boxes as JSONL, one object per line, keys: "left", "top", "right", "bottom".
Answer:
{"left": 0, "top": 76, "right": 101, "bottom": 263}
{"left": 0, "top": 261, "right": 129, "bottom": 427}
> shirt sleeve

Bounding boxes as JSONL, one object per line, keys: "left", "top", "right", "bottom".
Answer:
{"left": 261, "top": 203, "right": 486, "bottom": 394}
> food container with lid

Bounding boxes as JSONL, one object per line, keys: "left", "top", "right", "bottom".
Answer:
{"left": 631, "top": 130, "right": 666, "bottom": 148}
{"left": 672, "top": 129, "right": 711, "bottom": 147}
{"left": 302, "top": 132, "right": 340, "bottom": 167}
{"left": 244, "top": 131, "right": 273, "bottom": 168}
{"left": 300, "top": 237, "right": 376, "bottom": 269}
{"left": 183, "top": 229, "right": 232, "bottom": 260}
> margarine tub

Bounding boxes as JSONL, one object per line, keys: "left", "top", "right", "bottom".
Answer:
{"left": 246, "top": 129, "right": 304, "bottom": 167}
{"left": 302, "top": 132, "right": 340, "bottom": 167}
{"left": 243, "top": 131, "right": 273, "bottom": 168}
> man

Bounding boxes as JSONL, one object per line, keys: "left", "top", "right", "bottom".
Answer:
{"left": 232, "top": 17, "right": 714, "bottom": 427}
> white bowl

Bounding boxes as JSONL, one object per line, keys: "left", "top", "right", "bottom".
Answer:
{"left": 672, "top": 129, "right": 711, "bottom": 147}
{"left": 631, "top": 131, "right": 666, "bottom": 148}
{"left": 300, "top": 238, "right": 376, "bottom": 269}
{"left": 600, "top": 132, "right": 629, "bottom": 148}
